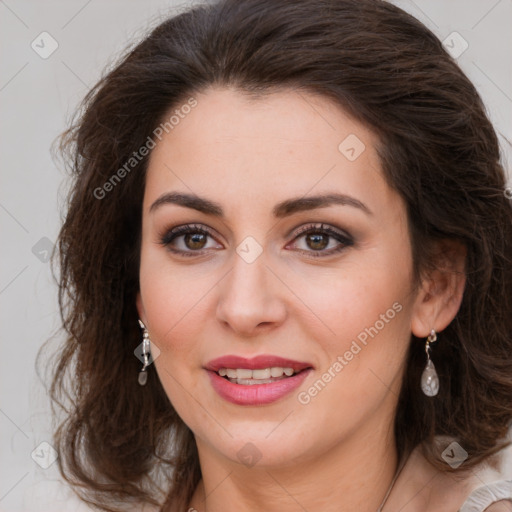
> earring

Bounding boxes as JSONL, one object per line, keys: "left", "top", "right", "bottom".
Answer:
{"left": 137, "top": 319, "right": 151, "bottom": 386}
{"left": 420, "top": 329, "right": 439, "bottom": 397}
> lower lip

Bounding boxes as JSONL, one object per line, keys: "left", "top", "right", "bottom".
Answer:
{"left": 206, "top": 369, "right": 312, "bottom": 405}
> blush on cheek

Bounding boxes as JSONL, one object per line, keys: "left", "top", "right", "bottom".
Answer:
{"left": 325, "top": 300, "right": 406, "bottom": 368}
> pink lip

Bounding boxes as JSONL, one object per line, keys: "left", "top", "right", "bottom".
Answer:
{"left": 204, "top": 355, "right": 313, "bottom": 406}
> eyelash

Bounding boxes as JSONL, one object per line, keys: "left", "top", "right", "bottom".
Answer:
{"left": 158, "top": 222, "right": 354, "bottom": 258}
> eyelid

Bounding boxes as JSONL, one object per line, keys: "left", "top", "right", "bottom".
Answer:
{"left": 158, "top": 221, "right": 354, "bottom": 257}
{"left": 289, "top": 222, "right": 352, "bottom": 240}
{"left": 158, "top": 223, "right": 220, "bottom": 246}
{"left": 285, "top": 222, "right": 354, "bottom": 255}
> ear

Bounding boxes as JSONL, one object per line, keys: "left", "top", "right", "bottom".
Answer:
{"left": 411, "top": 239, "right": 467, "bottom": 338}
{"left": 136, "top": 291, "right": 147, "bottom": 325}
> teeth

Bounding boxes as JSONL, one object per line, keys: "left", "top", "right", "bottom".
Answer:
{"left": 232, "top": 378, "right": 277, "bottom": 385}
{"left": 237, "top": 369, "right": 253, "bottom": 379}
{"left": 216, "top": 367, "right": 298, "bottom": 380}
{"left": 252, "top": 368, "right": 271, "bottom": 379}
{"left": 270, "top": 367, "right": 283, "bottom": 377}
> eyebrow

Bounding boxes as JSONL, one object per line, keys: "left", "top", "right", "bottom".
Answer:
{"left": 149, "top": 191, "right": 372, "bottom": 217}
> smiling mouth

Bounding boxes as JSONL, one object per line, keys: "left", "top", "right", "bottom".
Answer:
{"left": 206, "top": 356, "right": 313, "bottom": 405}
{"left": 216, "top": 367, "right": 307, "bottom": 385}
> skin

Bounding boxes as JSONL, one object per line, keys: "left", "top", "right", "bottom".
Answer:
{"left": 136, "top": 86, "right": 467, "bottom": 512}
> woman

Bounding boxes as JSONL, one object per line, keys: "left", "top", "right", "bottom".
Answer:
{"left": 49, "top": 0, "right": 512, "bottom": 510}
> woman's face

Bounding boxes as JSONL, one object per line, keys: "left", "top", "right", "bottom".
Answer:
{"left": 137, "top": 87, "right": 421, "bottom": 468}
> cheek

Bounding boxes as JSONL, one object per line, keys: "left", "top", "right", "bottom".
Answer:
{"left": 293, "top": 256, "right": 410, "bottom": 349}
{"left": 138, "top": 250, "right": 227, "bottom": 427}
{"left": 140, "top": 268, "right": 210, "bottom": 357}
{"left": 139, "top": 237, "right": 216, "bottom": 331}
{"left": 290, "top": 250, "right": 412, "bottom": 409}
{"left": 138, "top": 255, "right": 212, "bottom": 425}
{"left": 292, "top": 288, "right": 410, "bottom": 432}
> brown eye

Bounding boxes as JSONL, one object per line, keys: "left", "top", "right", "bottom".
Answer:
{"left": 159, "top": 224, "right": 221, "bottom": 256}
{"left": 184, "top": 232, "right": 208, "bottom": 250}
{"left": 305, "top": 232, "right": 329, "bottom": 251}
{"left": 289, "top": 223, "right": 354, "bottom": 257}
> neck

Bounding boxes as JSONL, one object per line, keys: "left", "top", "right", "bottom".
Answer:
{"left": 189, "top": 418, "right": 399, "bottom": 512}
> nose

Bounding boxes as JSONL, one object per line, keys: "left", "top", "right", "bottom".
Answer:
{"left": 215, "top": 249, "right": 287, "bottom": 338}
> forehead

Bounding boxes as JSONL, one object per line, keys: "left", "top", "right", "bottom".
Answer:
{"left": 143, "top": 86, "right": 395, "bottom": 218}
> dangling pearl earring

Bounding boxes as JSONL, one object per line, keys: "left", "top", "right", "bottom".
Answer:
{"left": 421, "top": 329, "right": 439, "bottom": 397}
{"left": 137, "top": 319, "right": 151, "bottom": 386}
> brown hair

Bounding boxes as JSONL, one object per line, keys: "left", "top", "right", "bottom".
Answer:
{"left": 47, "top": 0, "right": 512, "bottom": 510}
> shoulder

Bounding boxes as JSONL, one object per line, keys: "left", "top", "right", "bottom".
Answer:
{"left": 459, "top": 480, "right": 512, "bottom": 512}
{"left": 386, "top": 440, "right": 512, "bottom": 512}
{"left": 384, "top": 444, "right": 482, "bottom": 511}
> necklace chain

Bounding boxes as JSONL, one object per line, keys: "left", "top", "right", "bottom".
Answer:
{"left": 376, "top": 455, "right": 408, "bottom": 512}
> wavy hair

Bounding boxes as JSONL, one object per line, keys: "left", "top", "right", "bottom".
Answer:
{"left": 47, "top": 0, "right": 512, "bottom": 510}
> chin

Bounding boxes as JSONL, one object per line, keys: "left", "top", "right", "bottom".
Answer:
{"left": 194, "top": 417, "right": 339, "bottom": 470}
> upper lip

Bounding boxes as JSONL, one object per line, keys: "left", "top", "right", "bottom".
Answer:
{"left": 205, "top": 355, "right": 313, "bottom": 372}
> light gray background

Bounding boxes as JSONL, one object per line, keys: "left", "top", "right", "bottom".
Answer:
{"left": 1, "top": 1, "right": 511, "bottom": 510}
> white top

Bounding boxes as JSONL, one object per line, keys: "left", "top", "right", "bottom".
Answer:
{"left": 458, "top": 479, "right": 512, "bottom": 511}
